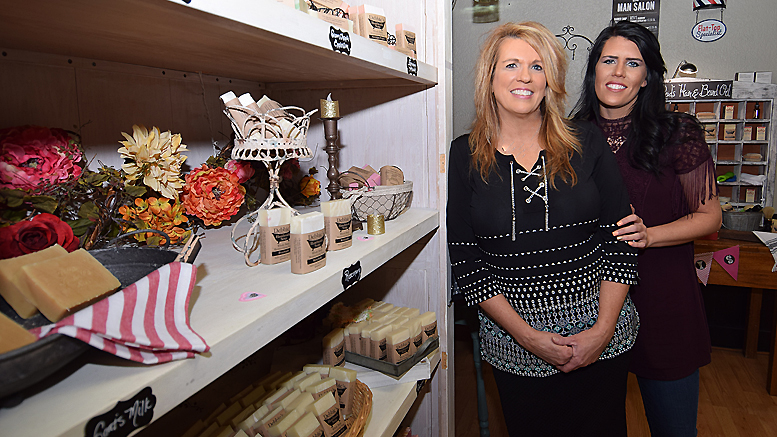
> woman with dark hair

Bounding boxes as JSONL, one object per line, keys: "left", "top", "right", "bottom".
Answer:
{"left": 448, "top": 21, "right": 639, "bottom": 436}
{"left": 572, "top": 20, "right": 722, "bottom": 436}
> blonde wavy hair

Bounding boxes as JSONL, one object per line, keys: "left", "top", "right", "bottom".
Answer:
{"left": 470, "top": 21, "right": 581, "bottom": 188}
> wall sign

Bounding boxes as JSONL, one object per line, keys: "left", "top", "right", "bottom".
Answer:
{"left": 691, "top": 19, "right": 726, "bottom": 42}
{"left": 329, "top": 26, "right": 351, "bottom": 55}
{"left": 664, "top": 80, "right": 733, "bottom": 100}
{"left": 612, "top": 0, "right": 660, "bottom": 37}
{"left": 86, "top": 387, "right": 156, "bottom": 437}
{"left": 342, "top": 261, "right": 361, "bottom": 290}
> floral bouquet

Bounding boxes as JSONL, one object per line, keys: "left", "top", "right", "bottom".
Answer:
{"left": 0, "top": 124, "right": 321, "bottom": 259}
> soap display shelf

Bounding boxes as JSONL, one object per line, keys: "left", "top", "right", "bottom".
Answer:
{"left": 0, "top": 208, "right": 440, "bottom": 437}
{"left": 0, "top": 0, "right": 437, "bottom": 86}
{"left": 667, "top": 81, "right": 777, "bottom": 208}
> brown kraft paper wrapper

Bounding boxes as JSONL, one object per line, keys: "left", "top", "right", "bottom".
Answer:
{"left": 316, "top": 404, "right": 346, "bottom": 437}
{"left": 357, "top": 13, "right": 387, "bottom": 46}
{"left": 303, "top": 426, "right": 326, "bottom": 437}
{"left": 370, "top": 338, "right": 387, "bottom": 361}
{"left": 258, "top": 409, "right": 287, "bottom": 436}
{"left": 422, "top": 320, "right": 438, "bottom": 343}
{"left": 388, "top": 338, "right": 412, "bottom": 364}
{"left": 335, "top": 380, "right": 353, "bottom": 416}
{"left": 325, "top": 215, "right": 352, "bottom": 251}
{"left": 360, "top": 335, "right": 371, "bottom": 355}
{"left": 410, "top": 332, "right": 423, "bottom": 355}
{"left": 291, "top": 229, "right": 326, "bottom": 274}
{"left": 323, "top": 340, "right": 345, "bottom": 367}
{"left": 260, "top": 224, "right": 291, "bottom": 264}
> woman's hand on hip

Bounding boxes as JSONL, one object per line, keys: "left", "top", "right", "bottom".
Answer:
{"left": 613, "top": 205, "right": 648, "bottom": 248}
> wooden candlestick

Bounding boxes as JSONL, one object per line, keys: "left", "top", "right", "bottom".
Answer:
{"left": 322, "top": 117, "right": 342, "bottom": 200}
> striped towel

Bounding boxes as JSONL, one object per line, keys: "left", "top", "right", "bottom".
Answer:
{"left": 31, "top": 262, "right": 209, "bottom": 364}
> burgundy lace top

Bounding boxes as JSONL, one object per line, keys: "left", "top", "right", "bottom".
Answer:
{"left": 598, "top": 114, "right": 717, "bottom": 380}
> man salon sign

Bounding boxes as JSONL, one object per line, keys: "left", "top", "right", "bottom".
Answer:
{"left": 692, "top": 18, "right": 726, "bottom": 42}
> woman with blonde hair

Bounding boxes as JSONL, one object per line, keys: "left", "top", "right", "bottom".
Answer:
{"left": 448, "top": 21, "right": 639, "bottom": 435}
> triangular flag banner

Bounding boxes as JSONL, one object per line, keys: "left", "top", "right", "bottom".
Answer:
{"left": 713, "top": 245, "right": 740, "bottom": 281}
{"left": 694, "top": 252, "right": 714, "bottom": 285}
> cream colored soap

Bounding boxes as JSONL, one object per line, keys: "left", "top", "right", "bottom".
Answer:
{"left": 267, "top": 409, "right": 301, "bottom": 437}
{"left": 294, "top": 372, "right": 322, "bottom": 392}
{"left": 0, "top": 244, "right": 68, "bottom": 318}
{"left": 0, "top": 312, "right": 37, "bottom": 354}
{"left": 286, "top": 411, "right": 323, "bottom": 437}
{"left": 303, "top": 364, "right": 332, "bottom": 377}
{"left": 21, "top": 248, "right": 121, "bottom": 322}
{"left": 286, "top": 391, "right": 316, "bottom": 414}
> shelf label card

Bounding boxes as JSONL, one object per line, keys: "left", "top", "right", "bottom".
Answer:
{"left": 329, "top": 26, "right": 351, "bottom": 55}
{"left": 407, "top": 58, "right": 418, "bottom": 76}
{"left": 85, "top": 386, "right": 156, "bottom": 437}
{"left": 342, "top": 261, "right": 361, "bottom": 290}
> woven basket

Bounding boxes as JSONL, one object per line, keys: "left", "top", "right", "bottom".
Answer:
{"left": 340, "top": 171, "right": 413, "bottom": 221}
{"left": 343, "top": 379, "right": 373, "bottom": 437}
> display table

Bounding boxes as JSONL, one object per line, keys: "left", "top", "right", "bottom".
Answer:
{"left": 694, "top": 237, "right": 777, "bottom": 394}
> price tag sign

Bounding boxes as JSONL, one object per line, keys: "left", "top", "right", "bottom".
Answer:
{"left": 85, "top": 387, "right": 156, "bottom": 437}
{"left": 407, "top": 58, "right": 418, "bottom": 76}
{"left": 329, "top": 26, "right": 351, "bottom": 55}
{"left": 342, "top": 261, "right": 362, "bottom": 290}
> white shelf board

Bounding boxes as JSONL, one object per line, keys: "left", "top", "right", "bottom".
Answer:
{"left": 0, "top": 208, "right": 439, "bottom": 437}
{"left": 364, "top": 382, "right": 418, "bottom": 437}
{"left": 0, "top": 0, "right": 436, "bottom": 86}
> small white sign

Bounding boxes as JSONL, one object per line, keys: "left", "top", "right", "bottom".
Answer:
{"left": 691, "top": 19, "right": 726, "bottom": 42}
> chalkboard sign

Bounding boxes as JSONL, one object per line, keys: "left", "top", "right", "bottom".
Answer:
{"left": 329, "top": 26, "right": 351, "bottom": 55}
{"left": 407, "top": 58, "right": 418, "bottom": 76}
{"left": 85, "top": 387, "right": 156, "bottom": 437}
{"left": 664, "top": 80, "right": 733, "bottom": 101}
{"left": 342, "top": 261, "right": 361, "bottom": 290}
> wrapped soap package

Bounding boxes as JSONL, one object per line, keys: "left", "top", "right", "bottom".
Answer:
{"left": 259, "top": 208, "right": 292, "bottom": 265}
{"left": 290, "top": 212, "right": 326, "bottom": 274}
{"left": 321, "top": 199, "right": 352, "bottom": 251}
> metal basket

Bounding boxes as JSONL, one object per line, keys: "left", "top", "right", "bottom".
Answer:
{"left": 340, "top": 172, "right": 413, "bottom": 222}
{"left": 722, "top": 210, "right": 763, "bottom": 231}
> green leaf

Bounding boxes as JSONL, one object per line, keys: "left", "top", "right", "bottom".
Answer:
{"left": 67, "top": 217, "right": 94, "bottom": 237}
{"left": 125, "top": 185, "right": 147, "bottom": 197}
{"left": 0, "top": 189, "right": 27, "bottom": 208}
{"left": 79, "top": 202, "right": 100, "bottom": 220}
{"left": 28, "top": 196, "right": 58, "bottom": 213}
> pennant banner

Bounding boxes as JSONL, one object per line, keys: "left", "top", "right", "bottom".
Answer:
{"left": 713, "top": 245, "right": 739, "bottom": 281}
{"left": 694, "top": 252, "right": 714, "bottom": 285}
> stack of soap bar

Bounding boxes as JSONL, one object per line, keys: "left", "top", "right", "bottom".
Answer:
{"left": 0, "top": 244, "right": 68, "bottom": 318}
{"left": 21, "top": 248, "right": 121, "bottom": 322}
{"left": 0, "top": 312, "right": 37, "bottom": 354}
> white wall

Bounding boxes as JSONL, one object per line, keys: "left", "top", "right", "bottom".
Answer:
{"left": 452, "top": 0, "right": 777, "bottom": 205}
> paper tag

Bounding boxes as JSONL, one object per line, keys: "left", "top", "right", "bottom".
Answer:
{"left": 407, "top": 58, "right": 418, "bottom": 76}
{"left": 329, "top": 26, "right": 351, "bottom": 55}
{"left": 342, "top": 261, "right": 361, "bottom": 290}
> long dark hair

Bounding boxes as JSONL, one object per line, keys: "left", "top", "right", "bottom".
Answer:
{"left": 572, "top": 21, "right": 699, "bottom": 174}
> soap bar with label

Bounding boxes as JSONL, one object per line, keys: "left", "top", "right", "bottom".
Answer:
{"left": 21, "top": 248, "right": 121, "bottom": 322}
{"left": 0, "top": 244, "right": 68, "bottom": 318}
{"left": 0, "top": 312, "right": 37, "bottom": 354}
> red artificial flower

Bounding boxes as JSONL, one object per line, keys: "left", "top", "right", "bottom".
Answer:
{"left": 0, "top": 213, "right": 79, "bottom": 259}
{"left": 0, "top": 126, "right": 84, "bottom": 192}
{"left": 182, "top": 165, "right": 246, "bottom": 226}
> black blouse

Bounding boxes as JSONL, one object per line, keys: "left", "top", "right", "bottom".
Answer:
{"left": 447, "top": 120, "right": 639, "bottom": 377}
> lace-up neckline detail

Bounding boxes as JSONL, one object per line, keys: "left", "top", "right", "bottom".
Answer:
{"left": 599, "top": 115, "right": 631, "bottom": 154}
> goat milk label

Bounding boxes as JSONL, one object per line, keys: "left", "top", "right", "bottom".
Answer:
{"left": 407, "top": 58, "right": 418, "bottom": 76}
{"left": 692, "top": 19, "right": 726, "bottom": 42}
{"left": 342, "top": 261, "right": 362, "bottom": 290}
{"left": 664, "top": 80, "right": 733, "bottom": 100}
{"left": 86, "top": 387, "right": 156, "bottom": 437}
{"left": 329, "top": 26, "right": 351, "bottom": 55}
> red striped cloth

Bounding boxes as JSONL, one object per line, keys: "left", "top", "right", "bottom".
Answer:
{"left": 31, "top": 262, "right": 209, "bottom": 364}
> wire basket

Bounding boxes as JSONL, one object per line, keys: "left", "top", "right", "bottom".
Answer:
{"left": 339, "top": 171, "right": 413, "bottom": 222}
{"left": 344, "top": 379, "right": 373, "bottom": 437}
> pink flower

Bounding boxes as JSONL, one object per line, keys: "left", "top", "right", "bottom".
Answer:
{"left": 0, "top": 126, "right": 84, "bottom": 192}
{"left": 224, "top": 159, "right": 256, "bottom": 184}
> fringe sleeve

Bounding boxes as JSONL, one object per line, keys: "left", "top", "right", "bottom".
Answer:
{"left": 672, "top": 118, "right": 719, "bottom": 215}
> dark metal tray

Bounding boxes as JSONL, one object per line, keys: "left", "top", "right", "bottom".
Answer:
{"left": 344, "top": 337, "right": 439, "bottom": 377}
{"left": 0, "top": 247, "right": 179, "bottom": 403}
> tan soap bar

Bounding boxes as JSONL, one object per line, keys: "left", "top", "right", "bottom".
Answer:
{"left": 216, "top": 402, "right": 243, "bottom": 426}
{"left": 267, "top": 409, "right": 301, "bottom": 437}
{"left": 286, "top": 411, "right": 324, "bottom": 437}
{"left": 302, "top": 364, "right": 332, "bottom": 377}
{"left": 286, "top": 391, "right": 316, "bottom": 414}
{"left": 0, "top": 244, "right": 68, "bottom": 318}
{"left": 0, "top": 312, "right": 37, "bottom": 354}
{"left": 21, "top": 248, "right": 121, "bottom": 322}
{"left": 294, "top": 372, "right": 322, "bottom": 392}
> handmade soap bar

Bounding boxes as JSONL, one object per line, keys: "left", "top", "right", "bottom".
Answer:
{"left": 419, "top": 311, "right": 438, "bottom": 342}
{"left": 286, "top": 411, "right": 324, "bottom": 437}
{"left": 306, "top": 392, "right": 345, "bottom": 437}
{"left": 321, "top": 199, "right": 352, "bottom": 251}
{"left": 267, "top": 409, "right": 301, "bottom": 437}
{"left": 21, "top": 248, "right": 121, "bottom": 322}
{"left": 322, "top": 327, "right": 345, "bottom": 366}
{"left": 386, "top": 328, "right": 412, "bottom": 364}
{"left": 329, "top": 366, "right": 357, "bottom": 415}
{"left": 294, "top": 372, "right": 323, "bottom": 392}
{"left": 290, "top": 212, "right": 326, "bottom": 274}
{"left": 286, "top": 391, "right": 316, "bottom": 415}
{"left": 0, "top": 312, "right": 37, "bottom": 354}
{"left": 259, "top": 208, "right": 292, "bottom": 265}
{"left": 0, "top": 244, "right": 68, "bottom": 318}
